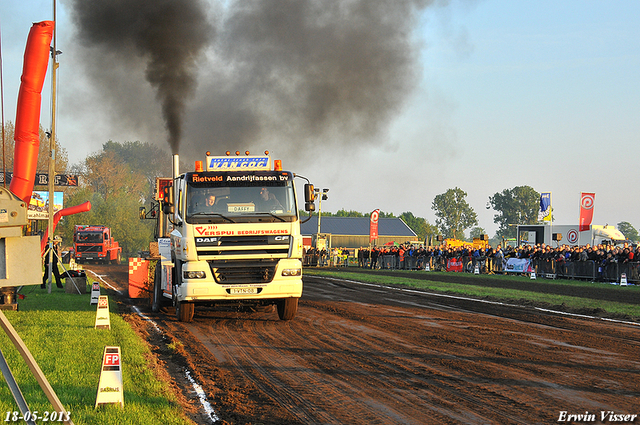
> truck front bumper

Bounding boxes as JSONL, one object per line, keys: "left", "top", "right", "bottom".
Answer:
{"left": 175, "top": 258, "right": 303, "bottom": 302}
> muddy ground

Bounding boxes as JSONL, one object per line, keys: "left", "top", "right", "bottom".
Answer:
{"left": 88, "top": 264, "right": 640, "bottom": 425}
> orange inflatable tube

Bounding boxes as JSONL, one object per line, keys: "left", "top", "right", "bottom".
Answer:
{"left": 41, "top": 201, "right": 92, "bottom": 254}
{"left": 10, "top": 21, "right": 54, "bottom": 204}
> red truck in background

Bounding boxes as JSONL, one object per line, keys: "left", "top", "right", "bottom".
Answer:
{"left": 74, "top": 225, "right": 122, "bottom": 265}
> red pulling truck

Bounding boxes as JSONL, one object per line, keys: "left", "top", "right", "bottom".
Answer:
{"left": 74, "top": 225, "right": 122, "bottom": 265}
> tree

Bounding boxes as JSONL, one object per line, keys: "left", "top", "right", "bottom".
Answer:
{"left": 59, "top": 187, "right": 154, "bottom": 254}
{"left": 432, "top": 187, "right": 478, "bottom": 239}
{"left": 617, "top": 221, "right": 639, "bottom": 242}
{"left": 82, "top": 150, "right": 148, "bottom": 203}
{"left": 56, "top": 141, "right": 164, "bottom": 254}
{"left": 1, "top": 121, "right": 69, "bottom": 177}
{"left": 102, "top": 140, "right": 173, "bottom": 202}
{"left": 489, "top": 185, "right": 540, "bottom": 239}
{"left": 334, "top": 209, "right": 365, "bottom": 217}
{"left": 378, "top": 211, "right": 396, "bottom": 219}
{"left": 468, "top": 226, "right": 486, "bottom": 240}
{"left": 398, "top": 211, "right": 437, "bottom": 242}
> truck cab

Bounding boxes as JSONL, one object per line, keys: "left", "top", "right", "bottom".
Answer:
{"left": 154, "top": 151, "right": 315, "bottom": 322}
{"left": 74, "top": 225, "right": 122, "bottom": 264}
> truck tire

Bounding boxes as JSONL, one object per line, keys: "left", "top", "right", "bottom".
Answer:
{"left": 151, "top": 264, "right": 163, "bottom": 313}
{"left": 277, "top": 298, "right": 298, "bottom": 321}
{"left": 176, "top": 301, "right": 194, "bottom": 322}
{"left": 112, "top": 251, "right": 121, "bottom": 265}
{"left": 172, "top": 260, "right": 193, "bottom": 322}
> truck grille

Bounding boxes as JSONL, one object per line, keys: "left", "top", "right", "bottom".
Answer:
{"left": 207, "top": 259, "right": 278, "bottom": 284}
{"left": 77, "top": 245, "right": 102, "bottom": 253}
{"left": 195, "top": 234, "right": 290, "bottom": 257}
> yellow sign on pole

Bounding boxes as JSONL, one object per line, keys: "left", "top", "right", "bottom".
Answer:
{"left": 94, "top": 296, "right": 111, "bottom": 330}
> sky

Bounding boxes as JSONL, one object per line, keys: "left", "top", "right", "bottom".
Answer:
{"left": 1, "top": 0, "right": 639, "bottom": 237}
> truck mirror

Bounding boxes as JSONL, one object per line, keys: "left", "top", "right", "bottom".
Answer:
{"left": 304, "top": 184, "right": 315, "bottom": 203}
{"left": 139, "top": 207, "right": 146, "bottom": 220}
{"left": 161, "top": 185, "right": 174, "bottom": 215}
{"left": 162, "top": 200, "right": 174, "bottom": 215}
{"left": 162, "top": 185, "right": 173, "bottom": 203}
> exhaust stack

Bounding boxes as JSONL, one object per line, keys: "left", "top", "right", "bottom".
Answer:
{"left": 173, "top": 154, "right": 179, "bottom": 179}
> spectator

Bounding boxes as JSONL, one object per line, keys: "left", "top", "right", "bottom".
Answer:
{"left": 494, "top": 244, "right": 504, "bottom": 273}
{"left": 342, "top": 248, "right": 349, "bottom": 267}
{"left": 42, "top": 237, "right": 63, "bottom": 289}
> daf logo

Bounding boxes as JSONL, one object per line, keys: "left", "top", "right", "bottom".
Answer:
{"left": 274, "top": 236, "right": 289, "bottom": 241}
{"left": 196, "top": 237, "right": 221, "bottom": 245}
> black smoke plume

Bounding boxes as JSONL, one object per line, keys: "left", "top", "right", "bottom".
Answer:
{"left": 68, "top": 0, "right": 213, "bottom": 154}
{"left": 67, "top": 0, "right": 429, "bottom": 159}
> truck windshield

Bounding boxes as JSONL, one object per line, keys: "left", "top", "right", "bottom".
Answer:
{"left": 185, "top": 172, "right": 297, "bottom": 223}
{"left": 77, "top": 232, "right": 103, "bottom": 243}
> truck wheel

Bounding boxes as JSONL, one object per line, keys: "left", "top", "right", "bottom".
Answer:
{"left": 277, "top": 298, "right": 298, "bottom": 321}
{"left": 151, "top": 264, "right": 164, "bottom": 313}
{"left": 113, "top": 252, "right": 121, "bottom": 265}
{"left": 176, "top": 301, "right": 194, "bottom": 322}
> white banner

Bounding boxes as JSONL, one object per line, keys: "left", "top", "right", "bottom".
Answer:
{"left": 504, "top": 258, "right": 532, "bottom": 273}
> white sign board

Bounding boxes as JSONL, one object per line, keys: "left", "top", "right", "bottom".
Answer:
{"left": 95, "top": 346, "right": 124, "bottom": 408}
{"left": 158, "top": 238, "right": 172, "bottom": 266}
{"left": 206, "top": 155, "right": 271, "bottom": 171}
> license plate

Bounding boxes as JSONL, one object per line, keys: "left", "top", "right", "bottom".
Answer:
{"left": 230, "top": 287, "right": 257, "bottom": 294}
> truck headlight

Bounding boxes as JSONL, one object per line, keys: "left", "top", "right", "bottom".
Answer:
{"left": 282, "top": 268, "right": 301, "bottom": 277}
{"left": 183, "top": 270, "right": 206, "bottom": 279}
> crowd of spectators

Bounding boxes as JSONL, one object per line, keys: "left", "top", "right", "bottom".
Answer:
{"left": 303, "top": 241, "right": 639, "bottom": 281}
{"left": 354, "top": 244, "right": 498, "bottom": 271}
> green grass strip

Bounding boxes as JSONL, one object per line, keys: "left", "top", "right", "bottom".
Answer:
{"left": 305, "top": 269, "right": 640, "bottom": 318}
{"left": 0, "top": 281, "right": 192, "bottom": 425}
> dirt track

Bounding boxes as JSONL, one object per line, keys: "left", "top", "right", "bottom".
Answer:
{"left": 88, "top": 264, "right": 640, "bottom": 425}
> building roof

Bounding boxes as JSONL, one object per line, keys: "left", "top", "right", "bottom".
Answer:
{"left": 301, "top": 216, "right": 416, "bottom": 237}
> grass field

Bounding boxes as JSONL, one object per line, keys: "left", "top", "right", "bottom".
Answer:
{"left": 0, "top": 281, "right": 192, "bottom": 425}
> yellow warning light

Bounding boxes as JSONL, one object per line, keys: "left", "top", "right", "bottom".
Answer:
{"left": 206, "top": 151, "right": 211, "bottom": 156}
{"left": 235, "top": 151, "right": 240, "bottom": 156}
{"left": 264, "top": 150, "right": 269, "bottom": 155}
{"left": 225, "top": 151, "right": 231, "bottom": 156}
{"left": 274, "top": 160, "right": 282, "bottom": 171}
{"left": 245, "top": 151, "right": 250, "bottom": 155}
{"left": 195, "top": 161, "right": 203, "bottom": 172}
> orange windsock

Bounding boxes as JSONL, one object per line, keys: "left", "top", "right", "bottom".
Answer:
{"left": 41, "top": 201, "right": 92, "bottom": 254}
{"left": 10, "top": 21, "right": 54, "bottom": 204}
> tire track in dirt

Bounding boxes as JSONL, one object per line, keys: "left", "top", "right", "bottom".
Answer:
{"left": 294, "top": 301, "right": 552, "bottom": 424}
{"left": 186, "top": 317, "right": 334, "bottom": 424}
{"left": 185, "top": 310, "right": 429, "bottom": 424}
{"left": 180, "top": 302, "right": 553, "bottom": 424}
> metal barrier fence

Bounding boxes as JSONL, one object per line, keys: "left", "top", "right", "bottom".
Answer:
{"left": 529, "top": 259, "right": 640, "bottom": 284}
{"left": 304, "top": 252, "right": 639, "bottom": 284}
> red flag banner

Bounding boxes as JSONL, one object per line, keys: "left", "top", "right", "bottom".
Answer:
{"left": 369, "top": 209, "right": 380, "bottom": 242}
{"left": 447, "top": 258, "right": 464, "bottom": 272}
{"left": 579, "top": 192, "right": 595, "bottom": 231}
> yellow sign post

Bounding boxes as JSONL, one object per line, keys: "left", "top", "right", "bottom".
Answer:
{"left": 94, "top": 296, "right": 111, "bottom": 330}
